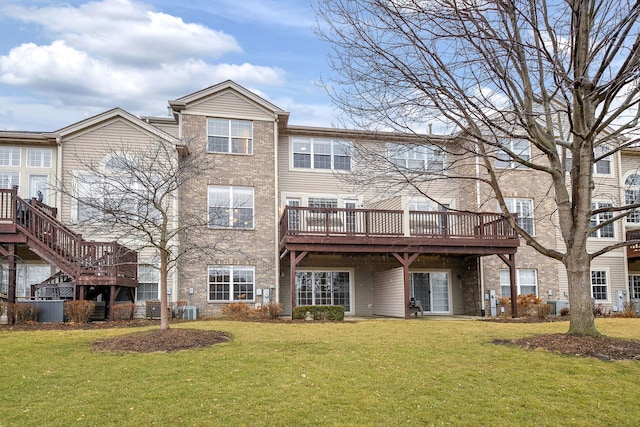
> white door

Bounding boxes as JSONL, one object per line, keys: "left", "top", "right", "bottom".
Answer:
{"left": 286, "top": 198, "right": 301, "bottom": 231}
{"left": 344, "top": 200, "right": 357, "bottom": 233}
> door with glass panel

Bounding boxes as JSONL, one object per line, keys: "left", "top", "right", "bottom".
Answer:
{"left": 410, "top": 272, "right": 450, "bottom": 313}
{"left": 344, "top": 200, "right": 357, "bottom": 234}
{"left": 286, "top": 198, "right": 301, "bottom": 232}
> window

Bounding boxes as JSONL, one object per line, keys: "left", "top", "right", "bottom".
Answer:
{"left": 0, "top": 147, "right": 20, "bottom": 166}
{"left": 207, "top": 118, "right": 253, "bottom": 154}
{"left": 0, "top": 171, "right": 19, "bottom": 189}
{"left": 594, "top": 145, "right": 611, "bottom": 175}
{"left": 503, "top": 198, "right": 534, "bottom": 235}
{"left": 76, "top": 174, "right": 103, "bottom": 221}
{"left": 591, "top": 270, "right": 608, "bottom": 301}
{"left": 495, "top": 138, "right": 530, "bottom": 169}
{"left": 208, "top": 266, "right": 255, "bottom": 302}
{"left": 295, "top": 270, "right": 351, "bottom": 311}
{"left": 629, "top": 274, "right": 640, "bottom": 299}
{"left": 590, "top": 202, "right": 614, "bottom": 238}
{"left": 136, "top": 265, "right": 159, "bottom": 302}
{"left": 500, "top": 269, "right": 538, "bottom": 298}
{"left": 292, "top": 138, "right": 352, "bottom": 170}
{"left": 625, "top": 174, "right": 640, "bottom": 223}
{"left": 27, "top": 148, "right": 52, "bottom": 168}
{"left": 29, "top": 175, "right": 49, "bottom": 203}
{"left": 387, "top": 143, "right": 445, "bottom": 172}
{"left": 208, "top": 186, "right": 254, "bottom": 229}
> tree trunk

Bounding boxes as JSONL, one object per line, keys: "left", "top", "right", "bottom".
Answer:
{"left": 565, "top": 249, "right": 598, "bottom": 336}
{"left": 159, "top": 249, "right": 170, "bottom": 330}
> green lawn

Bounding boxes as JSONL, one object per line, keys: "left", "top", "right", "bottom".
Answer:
{"left": 1, "top": 318, "right": 639, "bottom": 426}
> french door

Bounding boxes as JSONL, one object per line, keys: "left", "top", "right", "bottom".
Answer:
{"left": 410, "top": 272, "right": 450, "bottom": 313}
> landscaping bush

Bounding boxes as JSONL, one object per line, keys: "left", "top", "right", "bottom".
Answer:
{"left": 12, "top": 303, "right": 40, "bottom": 324}
{"left": 112, "top": 303, "right": 135, "bottom": 321}
{"left": 559, "top": 306, "right": 570, "bottom": 316}
{"left": 497, "top": 294, "right": 543, "bottom": 318}
{"left": 0, "top": 300, "right": 6, "bottom": 321}
{"left": 170, "top": 301, "right": 188, "bottom": 319}
{"left": 536, "top": 303, "right": 553, "bottom": 319}
{"left": 293, "top": 305, "right": 345, "bottom": 321}
{"left": 222, "top": 302, "right": 252, "bottom": 320}
{"left": 615, "top": 302, "right": 638, "bottom": 318}
{"left": 253, "top": 302, "right": 283, "bottom": 320}
{"left": 64, "top": 300, "right": 95, "bottom": 323}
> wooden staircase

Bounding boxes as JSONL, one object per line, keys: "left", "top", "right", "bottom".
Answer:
{"left": 0, "top": 188, "right": 138, "bottom": 319}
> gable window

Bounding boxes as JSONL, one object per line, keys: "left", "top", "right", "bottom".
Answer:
{"left": 625, "top": 174, "right": 640, "bottom": 223}
{"left": 295, "top": 270, "right": 351, "bottom": 312}
{"left": 591, "top": 270, "right": 609, "bottom": 301}
{"left": 207, "top": 118, "right": 253, "bottom": 155}
{"left": 388, "top": 143, "right": 445, "bottom": 172}
{"left": 590, "top": 202, "right": 614, "bottom": 238}
{"left": 495, "top": 138, "right": 530, "bottom": 169}
{"left": 208, "top": 185, "right": 254, "bottom": 229}
{"left": 0, "top": 171, "right": 19, "bottom": 189}
{"left": 27, "top": 148, "right": 52, "bottom": 168}
{"left": 500, "top": 269, "right": 538, "bottom": 298}
{"left": 136, "top": 265, "right": 159, "bottom": 302}
{"left": 594, "top": 145, "right": 611, "bottom": 175}
{"left": 0, "top": 147, "right": 20, "bottom": 167}
{"left": 503, "top": 198, "right": 534, "bottom": 235}
{"left": 292, "top": 138, "right": 352, "bottom": 171}
{"left": 208, "top": 266, "right": 255, "bottom": 302}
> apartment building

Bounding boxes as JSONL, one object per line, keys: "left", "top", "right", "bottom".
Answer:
{"left": 0, "top": 80, "right": 637, "bottom": 318}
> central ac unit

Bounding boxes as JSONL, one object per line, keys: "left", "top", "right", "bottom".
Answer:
{"left": 183, "top": 306, "right": 198, "bottom": 320}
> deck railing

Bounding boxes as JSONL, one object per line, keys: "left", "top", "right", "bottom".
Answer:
{"left": 627, "top": 229, "right": 640, "bottom": 258}
{"left": 280, "top": 206, "right": 518, "bottom": 241}
{"left": 0, "top": 188, "right": 137, "bottom": 282}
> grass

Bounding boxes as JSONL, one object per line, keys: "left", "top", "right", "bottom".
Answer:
{"left": 1, "top": 318, "right": 640, "bottom": 426}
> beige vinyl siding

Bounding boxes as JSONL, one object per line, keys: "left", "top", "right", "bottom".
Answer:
{"left": 150, "top": 122, "right": 178, "bottom": 138}
{"left": 368, "top": 196, "right": 402, "bottom": 210}
{"left": 184, "top": 90, "right": 275, "bottom": 121}
{"left": 373, "top": 267, "right": 405, "bottom": 317}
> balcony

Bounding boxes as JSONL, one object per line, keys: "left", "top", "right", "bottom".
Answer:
{"left": 279, "top": 206, "right": 519, "bottom": 256}
{"left": 627, "top": 229, "right": 640, "bottom": 259}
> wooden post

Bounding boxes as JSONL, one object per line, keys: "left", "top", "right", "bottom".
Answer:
{"left": 289, "top": 250, "right": 307, "bottom": 317}
{"left": 6, "top": 244, "right": 16, "bottom": 325}
{"left": 392, "top": 252, "right": 420, "bottom": 318}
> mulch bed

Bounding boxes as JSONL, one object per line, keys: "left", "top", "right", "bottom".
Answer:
{"left": 494, "top": 333, "right": 640, "bottom": 361}
{"left": 92, "top": 328, "right": 230, "bottom": 353}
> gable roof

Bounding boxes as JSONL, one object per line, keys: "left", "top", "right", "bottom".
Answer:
{"left": 55, "top": 107, "right": 180, "bottom": 144}
{"left": 168, "top": 80, "right": 290, "bottom": 124}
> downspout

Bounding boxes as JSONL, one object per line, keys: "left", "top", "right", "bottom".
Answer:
{"left": 476, "top": 148, "right": 485, "bottom": 313}
{"left": 273, "top": 114, "right": 280, "bottom": 304}
{"left": 171, "top": 110, "right": 183, "bottom": 303}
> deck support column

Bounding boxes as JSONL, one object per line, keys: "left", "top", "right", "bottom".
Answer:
{"left": 6, "top": 244, "right": 16, "bottom": 325}
{"left": 289, "top": 250, "right": 307, "bottom": 316}
{"left": 392, "top": 252, "right": 420, "bottom": 319}
{"left": 498, "top": 253, "right": 517, "bottom": 317}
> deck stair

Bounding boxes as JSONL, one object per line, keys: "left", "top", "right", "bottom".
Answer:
{"left": 0, "top": 188, "right": 137, "bottom": 319}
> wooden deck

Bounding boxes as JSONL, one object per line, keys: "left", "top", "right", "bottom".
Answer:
{"left": 0, "top": 188, "right": 137, "bottom": 321}
{"left": 279, "top": 206, "right": 520, "bottom": 255}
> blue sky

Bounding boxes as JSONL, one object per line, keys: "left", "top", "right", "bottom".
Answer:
{"left": 0, "top": 0, "right": 339, "bottom": 131}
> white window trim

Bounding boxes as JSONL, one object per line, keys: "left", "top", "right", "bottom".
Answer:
{"left": 207, "top": 185, "right": 255, "bottom": 230}
{"left": 593, "top": 145, "right": 613, "bottom": 176}
{"left": 294, "top": 268, "right": 354, "bottom": 315}
{"left": 589, "top": 201, "right": 615, "bottom": 239}
{"left": 500, "top": 269, "right": 539, "bottom": 298}
{"left": 629, "top": 272, "right": 640, "bottom": 299}
{"left": 206, "top": 118, "right": 254, "bottom": 155}
{"left": 495, "top": 138, "right": 531, "bottom": 169}
{"left": 290, "top": 137, "right": 353, "bottom": 172}
{"left": 0, "top": 146, "right": 21, "bottom": 167}
{"left": 502, "top": 198, "right": 535, "bottom": 236}
{"left": 386, "top": 143, "right": 446, "bottom": 173}
{"left": 591, "top": 269, "right": 610, "bottom": 303}
{"left": 207, "top": 265, "right": 256, "bottom": 303}
{"left": 26, "top": 148, "right": 53, "bottom": 168}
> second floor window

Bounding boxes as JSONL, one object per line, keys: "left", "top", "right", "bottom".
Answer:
{"left": 0, "top": 147, "right": 20, "bottom": 167}
{"left": 27, "top": 148, "right": 52, "bottom": 168}
{"left": 590, "top": 201, "right": 614, "bottom": 238}
{"left": 388, "top": 143, "right": 445, "bottom": 172}
{"left": 625, "top": 173, "right": 640, "bottom": 223}
{"left": 292, "top": 138, "right": 352, "bottom": 171}
{"left": 0, "top": 171, "right": 19, "bottom": 189}
{"left": 594, "top": 144, "right": 612, "bottom": 175}
{"left": 503, "top": 198, "right": 534, "bottom": 235}
{"left": 207, "top": 118, "right": 253, "bottom": 155}
{"left": 495, "top": 138, "right": 530, "bottom": 169}
{"left": 208, "top": 185, "right": 254, "bottom": 229}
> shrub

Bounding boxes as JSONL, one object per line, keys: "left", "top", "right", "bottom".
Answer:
{"left": 292, "top": 305, "right": 345, "bottom": 321}
{"left": 0, "top": 300, "right": 6, "bottom": 320}
{"left": 170, "top": 301, "right": 188, "bottom": 319}
{"left": 112, "top": 303, "right": 135, "bottom": 321}
{"left": 13, "top": 303, "right": 40, "bottom": 323}
{"left": 64, "top": 300, "right": 96, "bottom": 323}
{"left": 222, "top": 302, "right": 252, "bottom": 320}
{"left": 497, "top": 294, "right": 543, "bottom": 318}
{"left": 615, "top": 302, "right": 638, "bottom": 318}
{"left": 559, "top": 306, "right": 570, "bottom": 316}
{"left": 253, "top": 302, "right": 283, "bottom": 320}
{"left": 536, "top": 303, "right": 553, "bottom": 319}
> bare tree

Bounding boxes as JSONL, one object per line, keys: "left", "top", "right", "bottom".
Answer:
{"left": 317, "top": 0, "right": 640, "bottom": 335}
{"left": 58, "top": 137, "right": 233, "bottom": 330}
